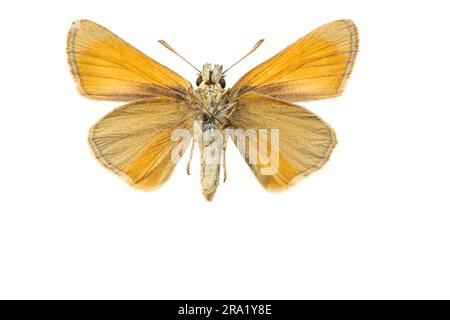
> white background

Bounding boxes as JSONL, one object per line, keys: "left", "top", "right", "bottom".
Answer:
{"left": 0, "top": 0, "right": 449, "bottom": 299}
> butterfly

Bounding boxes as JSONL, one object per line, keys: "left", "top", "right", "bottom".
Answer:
{"left": 67, "top": 19, "right": 358, "bottom": 201}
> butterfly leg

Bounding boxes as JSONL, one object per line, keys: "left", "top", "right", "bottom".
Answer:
{"left": 222, "top": 133, "right": 228, "bottom": 183}
{"left": 212, "top": 88, "right": 230, "bottom": 114}
{"left": 219, "top": 102, "right": 238, "bottom": 129}
{"left": 186, "top": 134, "right": 195, "bottom": 175}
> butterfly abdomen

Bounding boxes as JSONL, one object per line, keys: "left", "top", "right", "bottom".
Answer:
{"left": 200, "top": 122, "right": 224, "bottom": 201}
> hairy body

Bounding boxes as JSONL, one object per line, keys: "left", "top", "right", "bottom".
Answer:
{"left": 191, "top": 64, "right": 235, "bottom": 201}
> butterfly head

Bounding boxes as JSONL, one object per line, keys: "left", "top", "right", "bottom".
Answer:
{"left": 196, "top": 63, "right": 226, "bottom": 88}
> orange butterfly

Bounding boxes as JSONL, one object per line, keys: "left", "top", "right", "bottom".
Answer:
{"left": 67, "top": 19, "right": 358, "bottom": 200}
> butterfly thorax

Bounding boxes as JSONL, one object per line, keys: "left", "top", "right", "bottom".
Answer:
{"left": 195, "top": 64, "right": 225, "bottom": 118}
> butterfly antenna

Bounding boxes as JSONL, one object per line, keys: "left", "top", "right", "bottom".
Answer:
{"left": 158, "top": 40, "right": 201, "bottom": 73}
{"left": 223, "top": 39, "right": 264, "bottom": 74}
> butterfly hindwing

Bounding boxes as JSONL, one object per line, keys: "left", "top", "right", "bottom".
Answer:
{"left": 229, "top": 92, "right": 336, "bottom": 191}
{"left": 89, "top": 97, "right": 192, "bottom": 189}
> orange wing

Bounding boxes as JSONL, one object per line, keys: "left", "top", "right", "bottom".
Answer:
{"left": 229, "top": 20, "right": 358, "bottom": 102}
{"left": 89, "top": 97, "right": 192, "bottom": 190}
{"left": 67, "top": 19, "right": 192, "bottom": 101}
{"left": 229, "top": 93, "right": 336, "bottom": 191}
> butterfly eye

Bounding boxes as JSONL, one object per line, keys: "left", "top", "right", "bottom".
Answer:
{"left": 196, "top": 75, "right": 203, "bottom": 86}
{"left": 219, "top": 77, "right": 226, "bottom": 88}
{"left": 200, "top": 112, "right": 209, "bottom": 122}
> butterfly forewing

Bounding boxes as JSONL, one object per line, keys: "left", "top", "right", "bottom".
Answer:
{"left": 229, "top": 20, "right": 358, "bottom": 102}
{"left": 67, "top": 19, "right": 192, "bottom": 101}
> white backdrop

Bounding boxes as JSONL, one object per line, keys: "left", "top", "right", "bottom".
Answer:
{"left": 1, "top": 0, "right": 449, "bottom": 299}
